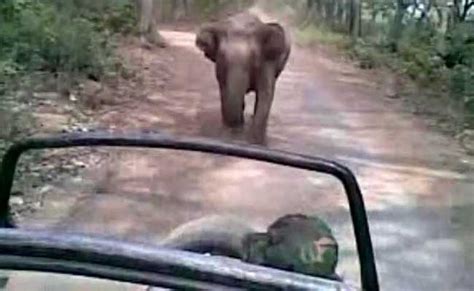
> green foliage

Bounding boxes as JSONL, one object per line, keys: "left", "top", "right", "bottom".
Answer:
{"left": 268, "top": 0, "right": 474, "bottom": 128}
{"left": 0, "top": 0, "right": 135, "bottom": 91}
{"left": 158, "top": 0, "right": 254, "bottom": 21}
{"left": 295, "top": 25, "right": 351, "bottom": 49}
{"left": 443, "top": 23, "right": 474, "bottom": 67}
{"left": 450, "top": 65, "right": 474, "bottom": 109}
{"left": 350, "top": 39, "right": 388, "bottom": 69}
{"left": 191, "top": 0, "right": 255, "bottom": 19}
{"left": 394, "top": 24, "right": 441, "bottom": 80}
{"left": 72, "top": 0, "right": 138, "bottom": 35}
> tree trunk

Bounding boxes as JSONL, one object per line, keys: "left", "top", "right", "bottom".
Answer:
{"left": 349, "top": 0, "right": 362, "bottom": 39}
{"left": 314, "top": 0, "right": 323, "bottom": 19}
{"left": 171, "top": 0, "right": 178, "bottom": 20}
{"left": 182, "top": 0, "right": 189, "bottom": 17}
{"left": 389, "top": 0, "right": 408, "bottom": 52}
{"left": 135, "top": 0, "right": 166, "bottom": 48}
{"left": 335, "top": 0, "right": 345, "bottom": 31}
{"left": 301, "top": 0, "right": 318, "bottom": 27}
{"left": 325, "top": 0, "right": 336, "bottom": 28}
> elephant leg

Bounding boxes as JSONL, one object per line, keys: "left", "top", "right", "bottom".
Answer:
{"left": 275, "top": 47, "right": 290, "bottom": 79}
{"left": 221, "top": 94, "right": 244, "bottom": 127}
{"left": 254, "top": 96, "right": 258, "bottom": 116}
{"left": 252, "top": 70, "right": 276, "bottom": 143}
{"left": 218, "top": 66, "right": 247, "bottom": 128}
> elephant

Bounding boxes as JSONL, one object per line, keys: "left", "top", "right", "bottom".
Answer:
{"left": 195, "top": 12, "right": 291, "bottom": 143}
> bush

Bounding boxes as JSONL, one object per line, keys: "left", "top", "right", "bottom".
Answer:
{"left": 350, "top": 39, "right": 388, "bottom": 69}
{"left": 190, "top": 0, "right": 255, "bottom": 20}
{"left": 266, "top": 0, "right": 474, "bottom": 130}
{"left": 156, "top": 0, "right": 255, "bottom": 21}
{"left": 296, "top": 25, "right": 350, "bottom": 48}
{"left": 0, "top": 0, "right": 134, "bottom": 88}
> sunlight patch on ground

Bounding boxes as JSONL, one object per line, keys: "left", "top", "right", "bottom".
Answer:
{"left": 33, "top": 112, "right": 70, "bottom": 133}
{"left": 389, "top": 239, "right": 461, "bottom": 269}
{"left": 100, "top": 111, "right": 176, "bottom": 129}
{"left": 209, "top": 160, "right": 266, "bottom": 181}
{"left": 318, "top": 128, "right": 352, "bottom": 143}
{"left": 161, "top": 30, "right": 197, "bottom": 50}
{"left": 135, "top": 113, "right": 170, "bottom": 125}
{"left": 340, "top": 166, "right": 420, "bottom": 211}
{"left": 279, "top": 70, "right": 308, "bottom": 80}
{"left": 146, "top": 93, "right": 166, "bottom": 101}
{"left": 336, "top": 75, "right": 377, "bottom": 88}
{"left": 196, "top": 159, "right": 345, "bottom": 216}
{"left": 341, "top": 156, "right": 468, "bottom": 181}
{"left": 314, "top": 56, "right": 355, "bottom": 75}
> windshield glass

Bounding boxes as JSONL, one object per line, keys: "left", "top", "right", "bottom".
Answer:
{"left": 9, "top": 147, "right": 359, "bottom": 286}
{"left": 1, "top": 1, "right": 473, "bottom": 291}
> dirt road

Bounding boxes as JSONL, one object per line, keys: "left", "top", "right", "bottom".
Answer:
{"left": 12, "top": 15, "right": 474, "bottom": 291}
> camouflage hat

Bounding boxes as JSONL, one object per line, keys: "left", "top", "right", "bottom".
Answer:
{"left": 242, "top": 214, "right": 339, "bottom": 279}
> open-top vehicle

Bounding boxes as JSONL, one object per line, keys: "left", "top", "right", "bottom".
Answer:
{"left": 0, "top": 132, "right": 379, "bottom": 290}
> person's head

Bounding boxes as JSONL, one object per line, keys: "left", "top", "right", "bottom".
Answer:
{"left": 243, "top": 214, "right": 339, "bottom": 280}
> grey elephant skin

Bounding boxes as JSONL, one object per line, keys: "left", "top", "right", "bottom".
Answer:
{"left": 195, "top": 13, "right": 291, "bottom": 143}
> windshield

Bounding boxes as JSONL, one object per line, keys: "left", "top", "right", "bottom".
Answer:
{"left": 7, "top": 146, "right": 360, "bottom": 287}
{"left": 1, "top": 1, "right": 473, "bottom": 291}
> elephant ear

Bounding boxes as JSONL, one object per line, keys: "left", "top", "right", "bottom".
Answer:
{"left": 258, "top": 23, "right": 287, "bottom": 61}
{"left": 196, "top": 24, "right": 222, "bottom": 63}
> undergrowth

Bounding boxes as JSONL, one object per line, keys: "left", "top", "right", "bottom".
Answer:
{"left": 293, "top": 22, "right": 474, "bottom": 132}
{"left": 0, "top": 0, "right": 136, "bottom": 95}
{"left": 260, "top": 0, "right": 474, "bottom": 133}
{"left": 295, "top": 25, "right": 351, "bottom": 49}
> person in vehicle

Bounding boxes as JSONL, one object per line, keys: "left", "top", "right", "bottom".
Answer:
{"left": 162, "top": 213, "right": 340, "bottom": 280}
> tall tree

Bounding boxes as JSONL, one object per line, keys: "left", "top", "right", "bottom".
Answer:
{"left": 135, "top": 0, "right": 166, "bottom": 48}
{"left": 453, "top": 0, "right": 474, "bottom": 22}
{"left": 349, "top": 0, "right": 362, "bottom": 39}
{"left": 390, "top": 0, "right": 411, "bottom": 51}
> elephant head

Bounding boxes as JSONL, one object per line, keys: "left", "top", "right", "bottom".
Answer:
{"left": 196, "top": 14, "right": 291, "bottom": 141}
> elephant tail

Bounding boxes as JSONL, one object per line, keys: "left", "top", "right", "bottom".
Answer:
{"left": 160, "top": 215, "right": 257, "bottom": 259}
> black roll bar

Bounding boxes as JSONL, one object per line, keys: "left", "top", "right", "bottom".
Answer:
{"left": 0, "top": 132, "right": 378, "bottom": 290}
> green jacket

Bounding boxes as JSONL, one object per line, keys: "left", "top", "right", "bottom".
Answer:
{"left": 243, "top": 214, "right": 339, "bottom": 280}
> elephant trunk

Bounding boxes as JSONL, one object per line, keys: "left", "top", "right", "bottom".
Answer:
{"left": 221, "top": 65, "right": 249, "bottom": 127}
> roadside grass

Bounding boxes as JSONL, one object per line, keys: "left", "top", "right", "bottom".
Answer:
{"left": 293, "top": 23, "right": 472, "bottom": 137}
{"left": 294, "top": 24, "right": 351, "bottom": 49}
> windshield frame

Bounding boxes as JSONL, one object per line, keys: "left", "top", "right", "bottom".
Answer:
{"left": 0, "top": 228, "right": 358, "bottom": 290}
{"left": 0, "top": 131, "right": 378, "bottom": 290}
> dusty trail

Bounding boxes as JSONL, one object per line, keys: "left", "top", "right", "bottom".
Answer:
{"left": 14, "top": 18, "right": 474, "bottom": 291}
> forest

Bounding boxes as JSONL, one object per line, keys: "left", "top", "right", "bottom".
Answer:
{"left": 0, "top": 0, "right": 473, "bottom": 137}
{"left": 263, "top": 0, "right": 474, "bottom": 131}
{"left": 0, "top": 0, "right": 252, "bottom": 142}
{"left": 1, "top": 3, "right": 473, "bottom": 290}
